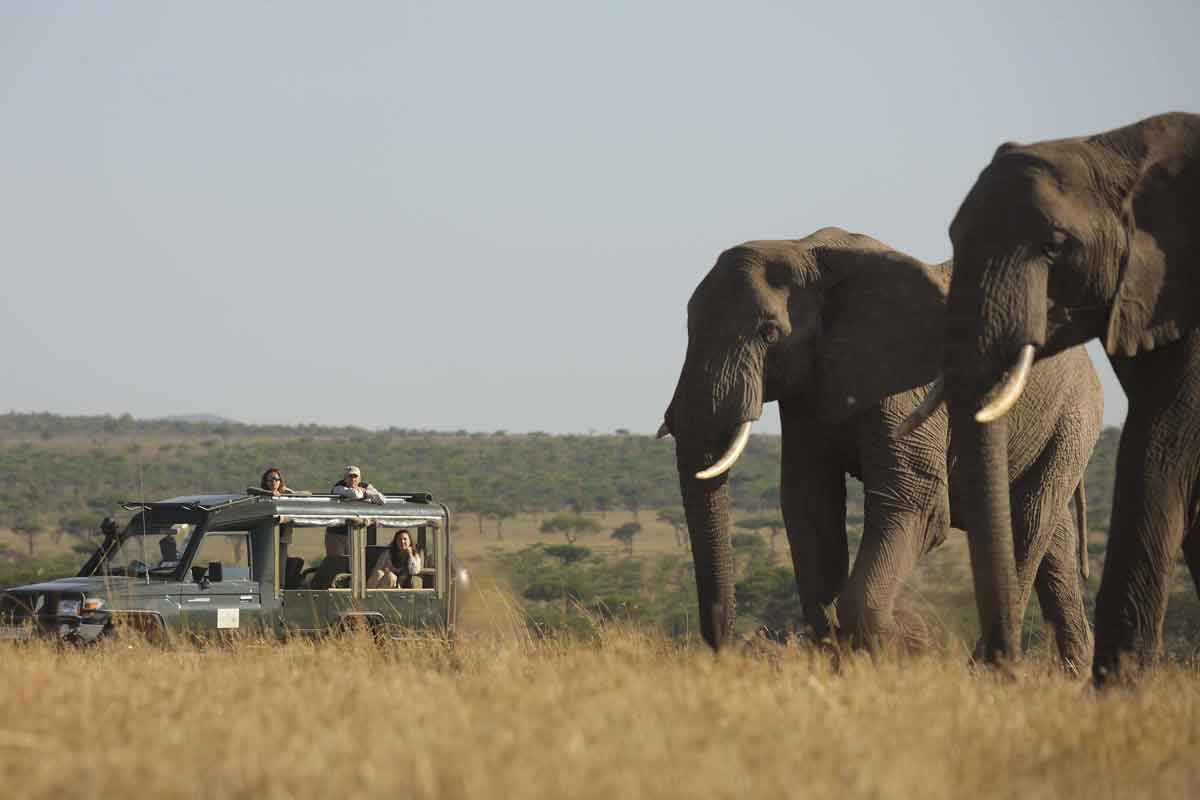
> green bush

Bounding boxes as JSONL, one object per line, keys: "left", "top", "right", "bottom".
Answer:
{"left": 0, "top": 554, "right": 80, "bottom": 589}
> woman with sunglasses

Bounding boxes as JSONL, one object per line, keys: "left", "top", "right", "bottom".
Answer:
{"left": 260, "top": 467, "right": 294, "bottom": 496}
{"left": 260, "top": 467, "right": 300, "bottom": 572}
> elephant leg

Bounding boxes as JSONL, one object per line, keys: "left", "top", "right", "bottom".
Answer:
{"left": 1095, "top": 336, "right": 1200, "bottom": 685}
{"left": 1182, "top": 517, "right": 1200, "bottom": 599}
{"left": 1002, "top": 408, "right": 1096, "bottom": 671}
{"left": 1093, "top": 456, "right": 1191, "bottom": 684}
{"left": 839, "top": 504, "right": 943, "bottom": 652}
{"left": 779, "top": 404, "right": 848, "bottom": 640}
{"left": 1033, "top": 510, "right": 1093, "bottom": 674}
{"left": 839, "top": 395, "right": 949, "bottom": 652}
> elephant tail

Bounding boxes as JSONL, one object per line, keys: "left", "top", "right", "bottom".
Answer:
{"left": 1074, "top": 477, "right": 1089, "bottom": 581}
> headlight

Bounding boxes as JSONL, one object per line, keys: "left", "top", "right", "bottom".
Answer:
{"left": 58, "top": 599, "right": 81, "bottom": 617}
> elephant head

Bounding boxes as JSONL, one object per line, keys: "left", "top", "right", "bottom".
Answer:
{"left": 662, "top": 227, "right": 946, "bottom": 651}
{"left": 922, "top": 112, "right": 1200, "bottom": 663}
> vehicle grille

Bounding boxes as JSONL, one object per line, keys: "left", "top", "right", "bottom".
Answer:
{"left": 0, "top": 592, "right": 81, "bottom": 624}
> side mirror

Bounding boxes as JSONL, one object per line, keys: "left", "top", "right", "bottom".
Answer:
{"left": 191, "top": 565, "right": 208, "bottom": 586}
{"left": 207, "top": 561, "right": 223, "bottom": 583}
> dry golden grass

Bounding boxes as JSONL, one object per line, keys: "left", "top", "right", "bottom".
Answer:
{"left": 2, "top": 623, "right": 1198, "bottom": 800}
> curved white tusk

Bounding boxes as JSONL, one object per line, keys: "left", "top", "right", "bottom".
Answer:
{"left": 695, "top": 421, "right": 753, "bottom": 480}
{"left": 975, "top": 345, "right": 1036, "bottom": 423}
{"left": 656, "top": 421, "right": 672, "bottom": 439}
{"left": 894, "top": 376, "right": 945, "bottom": 438}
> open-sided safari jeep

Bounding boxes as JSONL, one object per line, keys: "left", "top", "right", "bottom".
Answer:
{"left": 0, "top": 491, "right": 469, "bottom": 643}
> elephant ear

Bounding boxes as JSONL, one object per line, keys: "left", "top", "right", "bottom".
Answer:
{"left": 1104, "top": 132, "right": 1200, "bottom": 357}
{"left": 814, "top": 250, "right": 949, "bottom": 424}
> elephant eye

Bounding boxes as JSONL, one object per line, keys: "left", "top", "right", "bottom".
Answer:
{"left": 1041, "top": 231, "right": 1069, "bottom": 260}
{"left": 760, "top": 322, "right": 781, "bottom": 345}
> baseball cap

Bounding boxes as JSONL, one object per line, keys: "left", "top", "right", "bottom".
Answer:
{"left": 344, "top": 465, "right": 362, "bottom": 477}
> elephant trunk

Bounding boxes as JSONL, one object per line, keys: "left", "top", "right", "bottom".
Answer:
{"left": 664, "top": 342, "right": 764, "bottom": 652}
{"left": 949, "top": 384, "right": 1022, "bottom": 664}
{"left": 942, "top": 249, "right": 1049, "bottom": 664}
{"left": 677, "top": 448, "right": 737, "bottom": 651}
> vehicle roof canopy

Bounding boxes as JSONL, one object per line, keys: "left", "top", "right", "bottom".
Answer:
{"left": 120, "top": 492, "right": 448, "bottom": 533}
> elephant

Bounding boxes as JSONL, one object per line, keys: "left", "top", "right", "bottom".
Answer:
{"left": 904, "top": 112, "right": 1200, "bottom": 684}
{"left": 660, "top": 227, "right": 1102, "bottom": 669}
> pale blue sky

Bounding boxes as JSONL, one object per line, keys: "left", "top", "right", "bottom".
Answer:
{"left": 2, "top": 2, "right": 1196, "bottom": 433}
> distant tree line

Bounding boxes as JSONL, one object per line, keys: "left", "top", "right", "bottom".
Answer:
{"left": 0, "top": 413, "right": 1121, "bottom": 558}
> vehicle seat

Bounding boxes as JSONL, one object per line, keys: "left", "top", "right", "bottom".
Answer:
{"left": 416, "top": 566, "right": 435, "bottom": 591}
{"left": 284, "top": 557, "right": 305, "bottom": 590}
{"left": 364, "top": 545, "right": 388, "bottom": 578}
{"left": 312, "top": 556, "right": 352, "bottom": 590}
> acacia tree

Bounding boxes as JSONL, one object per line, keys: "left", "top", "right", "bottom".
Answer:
{"left": 457, "top": 496, "right": 487, "bottom": 537}
{"left": 12, "top": 516, "right": 40, "bottom": 559}
{"left": 758, "top": 486, "right": 780, "bottom": 513}
{"left": 611, "top": 522, "right": 641, "bottom": 556}
{"left": 736, "top": 514, "right": 786, "bottom": 558}
{"left": 540, "top": 513, "right": 601, "bottom": 544}
{"left": 57, "top": 512, "right": 94, "bottom": 546}
{"left": 591, "top": 485, "right": 617, "bottom": 515}
{"left": 656, "top": 508, "right": 688, "bottom": 551}
{"left": 485, "top": 506, "right": 516, "bottom": 540}
{"left": 618, "top": 483, "right": 645, "bottom": 520}
{"left": 543, "top": 544, "right": 591, "bottom": 564}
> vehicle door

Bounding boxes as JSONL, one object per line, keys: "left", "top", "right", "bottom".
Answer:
{"left": 178, "top": 529, "right": 264, "bottom": 635}
{"left": 277, "top": 520, "right": 360, "bottom": 633}
{"left": 361, "top": 520, "right": 443, "bottom": 637}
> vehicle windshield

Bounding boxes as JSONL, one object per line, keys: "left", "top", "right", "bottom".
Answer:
{"left": 98, "top": 525, "right": 194, "bottom": 579}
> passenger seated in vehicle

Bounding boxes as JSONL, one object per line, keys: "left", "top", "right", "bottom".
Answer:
{"left": 331, "top": 465, "right": 385, "bottom": 505}
{"left": 367, "top": 529, "right": 423, "bottom": 589}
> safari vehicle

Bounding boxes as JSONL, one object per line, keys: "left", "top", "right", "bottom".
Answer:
{"left": 0, "top": 491, "right": 468, "bottom": 642}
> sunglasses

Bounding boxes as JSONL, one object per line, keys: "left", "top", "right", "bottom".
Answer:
{"left": 266, "top": 476, "right": 281, "bottom": 482}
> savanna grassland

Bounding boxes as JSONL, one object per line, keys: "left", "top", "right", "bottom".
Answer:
{"left": 1, "top": 628, "right": 1198, "bottom": 799}
{"left": 2, "top": 415, "right": 1200, "bottom": 797}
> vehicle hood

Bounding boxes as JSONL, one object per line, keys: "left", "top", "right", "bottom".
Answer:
{"left": 3, "top": 576, "right": 168, "bottom": 597}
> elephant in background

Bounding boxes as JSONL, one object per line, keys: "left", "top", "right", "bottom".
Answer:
{"left": 917, "top": 112, "right": 1200, "bottom": 684}
{"left": 661, "top": 228, "right": 1102, "bottom": 669}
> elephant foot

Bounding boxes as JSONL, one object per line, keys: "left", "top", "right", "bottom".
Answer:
{"left": 892, "top": 609, "right": 938, "bottom": 656}
{"left": 802, "top": 601, "right": 840, "bottom": 642}
{"left": 737, "top": 626, "right": 845, "bottom": 672}
{"left": 1092, "top": 649, "right": 1151, "bottom": 689}
{"left": 965, "top": 647, "right": 1026, "bottom": 682}
{"left": 1055, "top": 633, "right": 1093, "bottom": 678}
{"left": 839, "top": 612, "right": 901, "bottom": 659}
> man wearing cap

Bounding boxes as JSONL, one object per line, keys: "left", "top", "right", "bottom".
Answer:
{"left": 331, "top": 465, "right": 386, "bottom": 505}
{"left": 325, "top": 465, "right": 387, "bottom": 558}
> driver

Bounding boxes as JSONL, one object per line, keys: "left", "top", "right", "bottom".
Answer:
{"left": 158, "top": 533, "right": 179, "bottom": 563}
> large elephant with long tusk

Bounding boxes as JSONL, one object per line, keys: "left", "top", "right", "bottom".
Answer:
{"left": 661, "top": 227, "right": 1102, "bottom": 666}
{"left": 902, "top": 113, "right": 1200, "bottom": 684}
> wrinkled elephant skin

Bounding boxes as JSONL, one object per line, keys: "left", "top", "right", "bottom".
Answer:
{"left": 940, "top": 112, "right": 1200, "bottom": 684}
{"left": 664, "top": 228, "right": 1101, "bottom": 668}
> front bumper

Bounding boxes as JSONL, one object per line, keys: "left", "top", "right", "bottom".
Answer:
{"left": 0, "top": 613, "right": 110, "bottom": 643}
